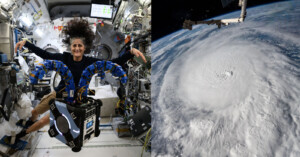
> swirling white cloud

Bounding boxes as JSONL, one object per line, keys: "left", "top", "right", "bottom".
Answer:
{"left": 152, "top": 1, "right": 300, "bottom": 156}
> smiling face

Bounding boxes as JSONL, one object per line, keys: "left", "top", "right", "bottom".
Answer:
{"left": 71, "top": 38, "right": 86, "bottom": 61}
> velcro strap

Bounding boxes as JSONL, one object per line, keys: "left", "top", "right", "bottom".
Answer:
{"left": 87, "top": 68, "right": 93, "bottom": 76}
{"left": 93, "top": 63, "right": 98, "bottom": 73}
{"left": 63, "top": 131, "right": 75, "bottom": 148}
{"left": 53, "top": 61, "right": 57, "bottom": 70}
{"left": 30, "top": 73, "right": 38, "bottom": 79}
{"left": 110, "top": 64, "right": 117, "bottom": 72}
{"left": 49, "top": 101, "right": 62, "bottom": 118}
{"left": 41, "top": 64, "right": 48, "bottom": 73}
{"left": 120, "top": 74, "right": 127, "bottom": 80}
{"left": 65, "top": 76, "right": 71, "bottom": 83}
{"left": 48, "top": 125, "right": 59, "bottom": 137}
{"left": 56, "top": 67, "right": 60, "bottom": 73}
{"left": 103, "top": 61, "right": 107, "bottom": 71}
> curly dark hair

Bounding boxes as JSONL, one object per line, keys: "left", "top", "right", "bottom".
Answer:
{"left": 62, "top": 19, "right": 95, "bottom": 54}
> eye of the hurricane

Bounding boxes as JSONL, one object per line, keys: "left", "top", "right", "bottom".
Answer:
{"left": 215, "top": 70, "right": 233, "bottom": 80}
{"left": 175, "top": 47, "right": 257, "bottom": 110}
{"left": 225, "top": 70, "right": 233, "bottom": 77}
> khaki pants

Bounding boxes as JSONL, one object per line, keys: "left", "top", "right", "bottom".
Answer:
{"left": 34, "top": 91, "right": 56, "bottom": 114}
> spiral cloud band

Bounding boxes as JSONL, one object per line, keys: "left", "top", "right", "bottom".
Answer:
{"left": 152, "top": 1, "right": 300, "bottom": 156}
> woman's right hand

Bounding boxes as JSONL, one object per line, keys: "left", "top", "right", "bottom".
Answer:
{"left": 14, "top": 40, "right": 27, "bottom": 53}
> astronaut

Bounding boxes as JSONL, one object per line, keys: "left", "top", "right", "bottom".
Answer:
{"left": 10, "top": 18, "right": 147, "bottom": 142}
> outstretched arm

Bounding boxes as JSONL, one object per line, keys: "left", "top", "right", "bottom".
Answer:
{"left": 110, "top": 48, "right": 147, "bottom": 65}
{"left": 129, "top": 48, "right": 147, "bottom": 63}
{"left": 15, "top": 40, "right": 63, "bottom": 61}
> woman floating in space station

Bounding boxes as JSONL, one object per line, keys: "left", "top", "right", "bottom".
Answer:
{"left": 8, "top": 18, "right": 147, "bottom": 143}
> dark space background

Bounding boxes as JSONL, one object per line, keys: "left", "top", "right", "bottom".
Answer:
{"left": 152, "top": 0, "right": 286, "bottom": 41}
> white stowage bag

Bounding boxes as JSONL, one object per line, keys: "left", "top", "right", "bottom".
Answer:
{"left": 16, "top": 55, "right": 29, "bottom": 75}
{"left": 16, "top": 93, "right": 32, "bottom": 119}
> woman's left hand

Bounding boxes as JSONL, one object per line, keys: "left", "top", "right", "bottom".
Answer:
{"left": 130, "top": 48, "right": 147, "bottom": 63}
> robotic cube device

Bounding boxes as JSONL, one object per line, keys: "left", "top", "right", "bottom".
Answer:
{"left": 30, "top": 60, "right": 127, "bottom": 152}
{"left": 48, "top": 99, "right": 102, "bottom": 152}
{"left": 127, "top": 105, "right": 151, "bottom": 137}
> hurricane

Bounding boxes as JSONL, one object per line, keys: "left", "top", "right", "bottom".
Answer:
{"left": 152, "top": 1, "right": 300, "bottom": 156}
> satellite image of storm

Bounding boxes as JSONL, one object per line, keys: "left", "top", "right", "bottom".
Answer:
{"left": 152, "top": 0, "right": 300, "bottom": 156}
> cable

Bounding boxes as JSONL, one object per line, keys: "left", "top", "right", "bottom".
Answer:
{"left": 141, "top": 127, "right": 151, "bottom": 157}
{"left": 14, "top": 28, "right": 26, "bottom": 38}
{"left": 0, "top": 88, "right": 10, "bottom": 121}
{"left": 28, "top": 2, "right": 37, "bottom": 14}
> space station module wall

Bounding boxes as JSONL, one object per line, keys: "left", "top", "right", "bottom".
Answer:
{"left": 0, "top": 23, "right": 13, "bottom": 60}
